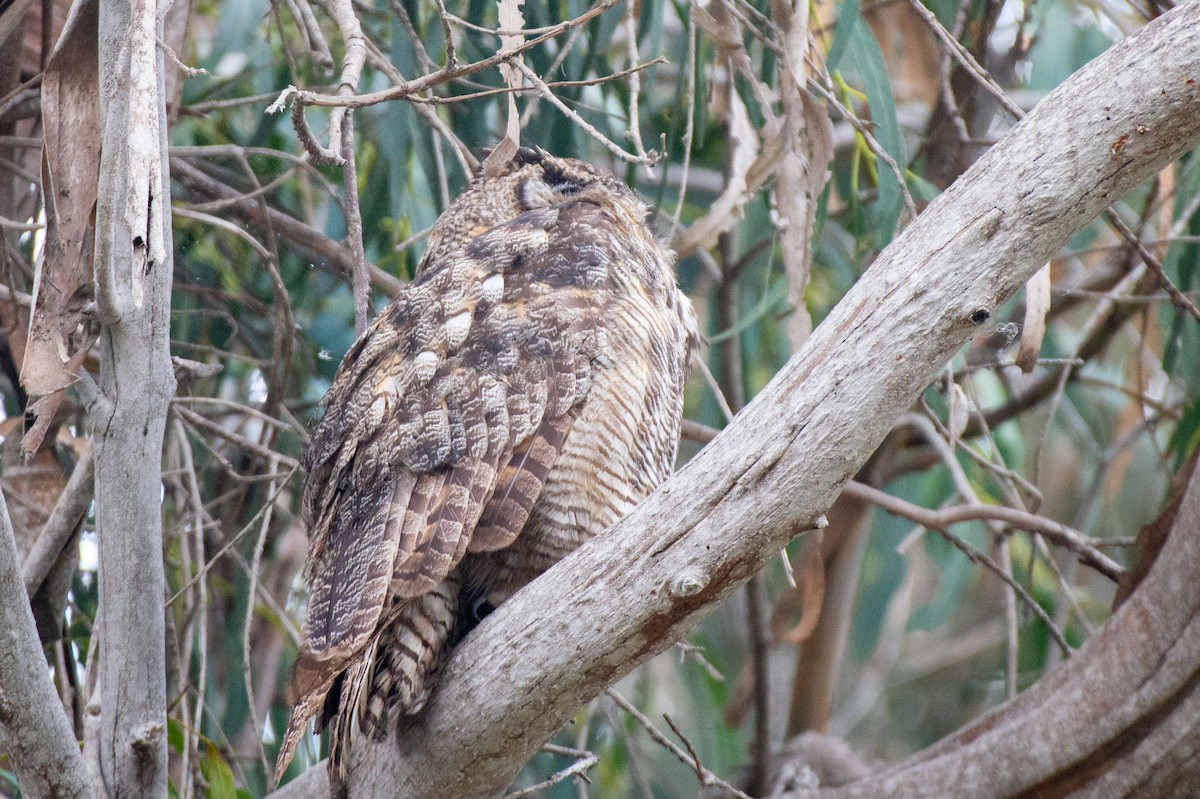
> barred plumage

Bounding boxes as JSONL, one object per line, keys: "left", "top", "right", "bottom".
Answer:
{"left": 275, "top": 149, "right": 697, "bottom": 791}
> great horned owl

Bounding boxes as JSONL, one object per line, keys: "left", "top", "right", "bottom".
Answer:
{"left": 274, "top": 148, "right": 697, "bottom": 788}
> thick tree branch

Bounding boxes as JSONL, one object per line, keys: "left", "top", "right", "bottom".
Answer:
{"left": 269, "top": 6, "right": 1200, "bottom": 798}
{"left": 785, "top": 445, "right": 1200, "bottom": 797}
{"left": 0, "top": 488, "right": 92, "bottom": 799}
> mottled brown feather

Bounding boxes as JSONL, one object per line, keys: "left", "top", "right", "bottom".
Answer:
{"left": 275, "top": 149, "right": 697, "bottom": 790}
{"left": 471, "top": 414, "right": 572, "bottom": 551}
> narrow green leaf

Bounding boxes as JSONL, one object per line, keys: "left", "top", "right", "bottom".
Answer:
{"left": 846, "top": 22, "right": 906, "bottom": 243}
{"left": 167, "top": 717, "right": 185, "bottom": 755}
{"left": 826, "top": 0, "right": 862, "bottom": 72}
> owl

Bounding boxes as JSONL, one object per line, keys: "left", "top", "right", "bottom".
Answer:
{"left": 274, "top": 148, "right": 697, "bottom": 790}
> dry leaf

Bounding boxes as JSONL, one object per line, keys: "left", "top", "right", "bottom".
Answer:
{"left": 1016, "top": 263, "right": 1051, "bottom": 372}
{"left": 162, "top": 0, "right": 197, "bottom": 118}
{"left": 771, "top": 1, "right": 834, "bottom": 350}
{"left": 483, "top": 0, "right": 524, "bottom": 177}
{"left": 677, "top": 2, "right": 765, "bottom": 259}
{"left": 673, "top": 81, "right": 759, "bottom": 258}
{"left": 0, "top": 0, "right": 37, "bottom": 54}
{"left": 770, "top": 533, "right": 827, "bottom": 645}
{"left": 1, "top": 415, "right": 68, "bottom": 560}
{"left": 21, "top": 0, "right": 100, "bottom": 400}
{"left": 947, "top": 382, "right": 970, "bottom": 442}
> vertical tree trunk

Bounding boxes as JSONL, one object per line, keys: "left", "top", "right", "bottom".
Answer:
{"left": 92, "top": 0, "right": 176, "bottom": 794}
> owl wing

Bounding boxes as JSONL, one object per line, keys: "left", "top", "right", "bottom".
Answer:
{"left": 276, "top": 201, "right": 615, "bottom": 778}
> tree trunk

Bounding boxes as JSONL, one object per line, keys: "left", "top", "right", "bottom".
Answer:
{"left": 91, "top": 0, "right": 176, "bottom": 795}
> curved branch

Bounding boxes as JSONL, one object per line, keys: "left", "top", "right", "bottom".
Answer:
{"left": 841, "top": 478, "right": 1123, "bottom": 581}
{"left": 269, "top": 6, "right": 1200, "bottom": 798}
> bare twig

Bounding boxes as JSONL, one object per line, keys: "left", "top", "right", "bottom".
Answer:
{"left": 340, "top": 110, "right": 372, "bottom": 334}
{"left": 0, "top": 213, "right": 43, "bottom": 231}
{"left": 503, "top": 747, "right": 598, "bottom": 798}
{"left": 902, "top": 0, "right": 1024, "bottom": 119}
{"left": 515, "top": 61, "right": 660, "bottom": 166}
{"left": 172, "top": 417, "right": 210, "bottom": 796}
{"left": 691, "top": 355, "right": 737, "bottom": 425}
{"left": 268, "top": 0, "right": 622, "bottom": 112}
{"left": 286, "top": 0, "right": 335, "bottom": 67}
{"left": 171, "top": 157, "right": 404, "bottom": 296}
{"left": 405, "top": 59, "right": 666, "bottom": 104}
{"left": 672, "top": 5, "right": 698, "bottom": 229}
{"left": 623, "top": 1, "right": 652, "bottom": 171}
{"left": 389, "top": 0, "right": 437, "bottom": 73}
{"left": 809, "top": 78, "right": 917, "bottom": 223}
{"left": 244, "top": 455, "right": 281, "bottom": 778}
{"left": 915, "top": 406, "right": 1044, "bottom": 687}
{"left": 0, "top": 73, "right": 43, "bottom": 117}
{"left": 294, "top": 0, "right": 369, "bottom": 164}
{"left": 367, "top": 10, "right": 475, "bottom": 173}
{"left": 172, "top": 207, "right": 275, "bottom": 260}
{"left": 157, "top": 35, "right": 208, "bottom": 77}
{"left": 433, "top": 0, "right": 456, "bottom": 68}
{"left": 175, "top": 406, "right": 301, "bottom": 470}
{"left": 675, "top": 641, "right": 726, "bottom": 682}
{"left": 662, "top": 714, "right": 705, "bottom": 785}
{"left": 172, "top": 396, "right": 306, "bottom": 438}
{"left": 606, "top": 691, "right": 754, "bottom": 799}
{"left": 847, "top": 480, "right": 1088, "bottom": 652}
{"left": 1105, "top": 208, "right": 1200, "bottom": 321}
{"left": 165, "top": 461, "right": 301, "bottom": 609}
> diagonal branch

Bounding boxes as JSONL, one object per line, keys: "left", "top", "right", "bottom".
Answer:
{"left": 267, "top": 5, "right": 1200, "bottom": 798}
{"left": 0, "top": 487, "right": 92, "bottom": 799}
{"left": 22, "top": 444, "right": 96, "bottom": 597}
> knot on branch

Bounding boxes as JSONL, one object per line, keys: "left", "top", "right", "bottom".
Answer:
{"left": 131, "top": 721, "right": 164, "bottom": 751}
{"left": 669, "top": 568, "right": 707, "bottom": 599}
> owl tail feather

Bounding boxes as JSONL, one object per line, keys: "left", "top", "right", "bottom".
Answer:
{"left": 329, "top": 654, "right": 375, "bottom": 799}
{"left": 273, "top": 653, "right": 342, "bottom": 786}
{"left": 362, "top": 574, "right": 462, "bottom": 732}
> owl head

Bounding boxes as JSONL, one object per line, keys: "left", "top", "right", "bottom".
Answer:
{"left": 416, "top": 148, "right": 644, "bottom": 275}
